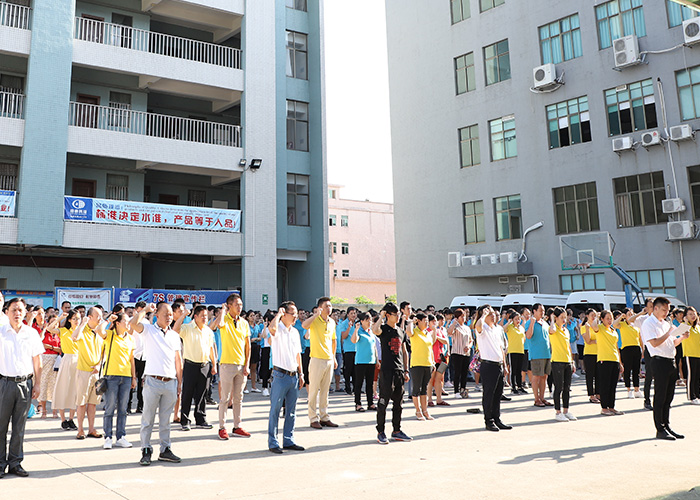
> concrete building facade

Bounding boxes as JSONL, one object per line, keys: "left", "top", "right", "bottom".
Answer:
{"left": 386, "top": 0, "right": 700, "bottom": 307}
{"left": 0, "top": 0, "right": 328, "bottom": 309}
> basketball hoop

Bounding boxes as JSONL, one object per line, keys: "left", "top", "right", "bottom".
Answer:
{"left": 572, "top": 263, "right": 591, "bottom": 274}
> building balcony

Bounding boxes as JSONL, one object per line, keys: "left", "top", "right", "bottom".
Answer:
{"left": 0, "top": 3, "right": 31, "bottom": 56}
{"left": 73, "top": 17, "right": 242, "bottom": 110}
{"left": 66, "top": 102, "right": 244, "bottom": 179}
{"left": 142, "top": 0, "right": 244, "bottom": 43}
{"left": 0, "top": 91, "right": 25, "bottom": 146}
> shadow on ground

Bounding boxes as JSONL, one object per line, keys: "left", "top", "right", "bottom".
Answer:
{"left": 651, "top": 488, "right": 700, "bottom": 500}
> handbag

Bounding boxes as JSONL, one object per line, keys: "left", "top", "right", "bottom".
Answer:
{"left": 95, "top": 332, "right": 115, "bottom": 396}
{"left": 53, "top": 354, "right": 63, "bottom": 372}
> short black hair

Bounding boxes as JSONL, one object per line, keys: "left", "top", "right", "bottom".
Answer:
{"left": 317, "top": 297, "right": 331, "bottom": 307}
{"left": 653, "top": 297, "right": 670, "bottom": 308}
{"left": 399, "top": 301, "right": 411, "bottom": 311}
{"left": 382, "top": 302, "right": 399, "bottom": 315}
{"left": 135, "top": 301, "right": 147, "bottom": 309}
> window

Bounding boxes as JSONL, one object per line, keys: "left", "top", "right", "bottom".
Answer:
{"left": 341, "top": 269, "right": 350, "bottom": 277}
{"left": 595, "top": 0, "right": 646, "bottom": 50}
{"left": 480, "top": 0, "right": 504, "bottom": 12}
{"left": 605, "top": 79, "right": 657, "bottom": 136}
{"left": 560, "top": 273, "right": 606, "bottom": 293}
{"left": 333, "top": 269, "right": 337, "bottom": 278}
{"left": 287, "top": 174, "right": 309, "bottom": 226}
{"left": 676, "top": 65, "right": 700, "bottom": 121}
{"left": 0, "top": 163, "right": 18, "bottom": 191}
{"left": 108, "top": 91, "right": 131, "bottom": 128}
{"left": 330, "top": 242, "right": 337, "bottom": 254}
{"left": 329, "top": 214, "right": 336, "bottom": 226}
{"left": 451, "top": 0, "right": 471, "bottom": 23}
{"left": 553, "top": 182, "right": 600, "bottom": 235}
{"left": 689, "top": 166, "right": 700, "bottom": 219}
{"left": 455, "top": 52, "right": 476, "bottom": 94}
{"left": 72, "top": 178, "right": 96, "bottom": 198}
{"left": 539, "top": 13, "right": 583, "bottom": 64}
{"left": 628, "top": 269, "right": 677, "bottom": 297}
{"left": 459, "top": 125, "right": 480, "bottom": 167}
{"left": 484, "top": 39, "right": 510, "bottom": 85}
{"left": 0, "top": 74, "right": 24, "bottom": 117}
{"left": 329, "top": 188, "right": 336, "bottom": 199}
{"left": 106, "top": 174, "right": 129, "bottom": 201}
{"left": 187, "top": 189, "right": 206, "bottom": 207}
{"left": 286, "top": 31, "right": 308, "bottom": 80}
{"left": 55, "top": 280, "right": 104, "bottom": 287}
{"left": 494, "top": 194, "right": 522, "bottom": 241}
{"left": 0, "top": 74, "right": 23, "bottom": 93}
{"left": 286, "top": 100, "right": 309, "bottom": 151}
{"left": 286, "top": 0, "right": 307, "bottom": 12}
{"left": 341, "top": 215, "right": 348, "bottom": 227}
{"left": 667, "top": 0, "right": 696, "bottom": 27}
{"left": 110, "top": 13, "right": 133, "bottom": 48}
{"left": 341, "top": 243, "right": 349, "bottom": 255}
{"left": 463, "top": 200, "right": 485, "bottom": 244}
{"left": 547, "top": 96, "right": 591, "bottom": 149}
{"left": 613, "top": 172, "right": 665, "bottom": 227}
{"left": 489, "top": 116, "right": 516, "bottom": 160}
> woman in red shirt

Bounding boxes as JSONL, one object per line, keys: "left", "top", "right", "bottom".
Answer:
{"left": 40, "top": 312, "right": 62, "bottom": 418}
{"left": 427, "top": 314, "right": 450, "bottom": 407}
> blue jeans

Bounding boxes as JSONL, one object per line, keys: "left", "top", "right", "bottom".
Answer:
{"left": 268, "top": 370, "right": 299, "bottom": 449}
{"left": 140, "top": 376, "right": 177, "bottom": 453}
{"left": 103, "top": 375, "right": 131, "bottom": 439}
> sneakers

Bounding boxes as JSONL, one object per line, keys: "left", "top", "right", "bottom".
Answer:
{"left": 61, "top": 420, "right": 70, "bottom": 431}
{"left": 218, "top": 428, "right": 229, "bottom": 440}
{"left": 139, "top": 447, "right": 153, "bottom": 466}
{"left": 634, "top": 390, "right": 643, "bottom": 398}
{"left": 691, "top": 399, "right": 700, "bottom": 405}
{"left": 103, "top": 437, "right": 113, "bottom": 449}
{"left": 114, "top": 437, "right": 132, "bottom": 448}
{"left": 555, "top": 413, "right": 568, "bottom": 422}
{"left": 472, "top": 384, "right": 482, "bottom": 392}
{"left": 571, "top": 372, "right": 581, "bottom": 379}
{"left": 444, "top": 381, "right": 453, "bottom": 388}
{"left": 377, "top": 432, "right": 389, "bottom": 444}
{"left": 262, "top": 388, "right": 270, "bottom": 397}
{"left": 251, "top": 387, "right": 262, "bottom": 393}
{"left": 628, "top": 390, "right": 635, "bottom": 399}
{"left": 67, "top": 419, "right": 78, "bottom": 431}
{"left": 158, "top": 447, "right": 181, "bottom": 463}
{"left": 564, "top": 412, "right": 577, "bottom": 421}
{"left": 181, "top": 423, "right": 191, "bottom": 431}
{"left": 391, "top": 430, "right": 412, "bottom": 442}
{"left": 195, "top": 422, "right": 213, "bottom": 429}
{"left": 231, "top": 427, "right": 251, "bottom": 437}
{"left": 243, "top": 389, "right": 250, "bottom": 394}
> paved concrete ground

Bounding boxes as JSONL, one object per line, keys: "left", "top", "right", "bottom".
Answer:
{"left": 2, "top": 378, "right": 699, "bottom": 499}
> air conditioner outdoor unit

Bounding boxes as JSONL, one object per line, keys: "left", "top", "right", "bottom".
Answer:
{"left": 500, "top": 251, "right": 518, "bottom": 263}
{"left": 480, "top": 254, "right": 499, "bottom": 264}
{"left": 669, "top": 124, "right": 694, "bottom": 141}
{"left": 612, "top": 136, "right": 634, "bottom": 152}
{"left": 532, "top": 63, "right": 556, "bottom": 89}
{"left": 613, "top": 35, "right": 640, "bottom": 69}
{"left": 683, "top": 17, "right": 700, "bottom": 45}
{"left": 462, "top": 255, "right": 479, "bottom": 266}
{"left": 667, "top": 220, "right": 695, "bottom": 240}
{"left": 641, "top": 130, "right": 661, "bottom": 147}
{"left": 662, "top": 198, "right": 686, "bottom": 214}
{"left": 448, "top": 252, "right": 461, "bottom": 268}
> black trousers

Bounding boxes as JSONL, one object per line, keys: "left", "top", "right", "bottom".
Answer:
{"left": 509, "top": 353, "right": 524, "bottom": 390}
{"left": 0, "top": 377, "right": 32, "bottom": 470}
{"left": 676, "top": 345, "right": 686, "bottom": 380}
{"left": 260, "top": 347, "right": 271, "bottom": 389}
{"left": 180, "top": 360, "right": 211, "bottom": 425}
{"left": 621, "top": 345, "right": 642, "bottom": 389}
{"left": 598, "top": 361, "right": 619, "bottom": 409}
{"left": 128, "top": 358, "right": 146, "bottom": 410}
{"left": 376, "top": 370, "right": 404, "bottom": 434}
{"left": 551, "top": 362, "right": 572, "bottom": 411}
{"left": 687, "top": 357, "right": 700, "bottom": 400}
{"left": 644, "top": 347, "right": 655, "bottom": 404}
{"left": 583, "top": 354, "right": 598, "bottom": 396}
{"left": 652, "top": 356, "right": 678, "bottom": 432}
{"left": 301, "top": 347, "right": 310, "bottom": 387}
{"left": 354, "top": 363, "right": 375, "bottom": 407}
{"left": 451, "top": 354, "right": 470, "bottom": 393}
{"left": 480, "top": 360, "right": 504, "bottom": 424}
{"left": 343, "top": 352, "right": 355, "bottom": 392}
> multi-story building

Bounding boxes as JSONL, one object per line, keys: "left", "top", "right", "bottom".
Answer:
{"left": 327, "top": 184, "right": 395, "bottom": 303}
{"left": 386, "top": 0, "right": 700, "bottom": 307}
{"left": 0, "top": 0, "right": 328, "bottom": 309}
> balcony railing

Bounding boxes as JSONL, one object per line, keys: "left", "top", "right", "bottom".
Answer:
{"left": 74, "top": 17, "right": 241, "bottom": 69}
{"left": 68, "top": 101, "right": 241, "bottom": 147}
{"left": 0, "top": 2, "right": 31, "bottom": 30}
{"left": 0, "top": 90, "right": 24, "bottom": 119}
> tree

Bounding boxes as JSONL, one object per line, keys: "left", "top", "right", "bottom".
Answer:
{"left": 385, "top": 294, "right": 397, "bottom": 304}
{"left": 330, "top": 296, "right": 346, "bottom": 305}
{"left": 354, "top": 295, "right": 374, "bottom": 305}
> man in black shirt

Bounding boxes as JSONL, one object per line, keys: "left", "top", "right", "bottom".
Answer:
{"left": 371, "top": 303, "right": 412, "bottom": 444}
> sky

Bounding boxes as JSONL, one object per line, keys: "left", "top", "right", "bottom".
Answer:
{"left": 323, "top": 1, "right": 394, "bottom": 203}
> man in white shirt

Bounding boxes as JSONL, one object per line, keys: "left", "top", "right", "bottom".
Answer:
{"left": 130, "top": 302, "right": 183, "bottom": 465}
{"left": 0, "top": 292, "right": 8, "bottom": 328}
{"left": 640, "top": 297, "right": 689, "bottom": 440}
{"left": 0, "top": 297, "right": 44, "bottom": 477}
{"left": 267, "top": 302, "right": 305, "bottom": 454}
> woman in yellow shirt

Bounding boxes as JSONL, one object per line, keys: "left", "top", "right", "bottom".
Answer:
{"left": 613, "top": 308, "right": 644, "bottom": 399}
{"left": 581, "top": 309, "right": 600, "bottom": 404}
{"left": 505, "top": 311, "right": 526, "bottom": 395}
{"left": 597, "top": 310, "right": 623, "bottom": 416}
{"left": 50, "top": 310, "right": 81, "bottom": 431}
{"left": 549, "top": 307, "right": 576, "bottom": 422}
{"left": 682, "top": 307, "right": 700, "bottom": 404}
{"left": 407, "top": 313, "right": 436, "bottom": 421}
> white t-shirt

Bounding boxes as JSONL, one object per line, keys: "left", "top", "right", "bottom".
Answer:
{"left": 477, "top": 323, "right": 505, "bottom": 362}
{"left": 640, "top": 315, "right": 675, "bottom": 359}
{"left": 270, "top": 322, "right": 302, "bottom": 373}
{"left": 0, "top": 323, "right": 44, "bottom": 376}
{"left": 0, "top": 313, "right": 9, "bottom": 328}
{"left": 634, "top": 313, "right": 650, "bottom": 330}
{"left": 139, "top": 322, "right": 182, "bottom": 378}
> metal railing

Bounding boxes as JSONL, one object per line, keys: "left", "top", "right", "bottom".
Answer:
{"left": 0, "top": 2, "right": 31, "bottom": 30}
{"left": 0, "top": 90, "right": 24, "bottom": 119}
{"left": 74, "top": 17, "right": 241, "bottom": 69}
{"left": 68, "top": 101, "right": 241, "bottom": 147}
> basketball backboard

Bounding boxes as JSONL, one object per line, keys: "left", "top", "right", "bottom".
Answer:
{"left": 559, "top": 231, "right": 614, "bottom": 271}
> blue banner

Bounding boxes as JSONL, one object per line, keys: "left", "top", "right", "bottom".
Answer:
{"left": 114, "top": 288, "right": 236, "bottom": 307}
{"left": 0, "top": 190, "right": 17, "bottom": 217}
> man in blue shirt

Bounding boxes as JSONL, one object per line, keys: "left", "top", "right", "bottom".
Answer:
{"left": 339, "top": 307, "right": 358, "bottom": 395}
{"left": 294, "top": 310, "right": 311, "bottom": 395}
{"left": 525, "top": 303, "right": 552, "bottom": 407}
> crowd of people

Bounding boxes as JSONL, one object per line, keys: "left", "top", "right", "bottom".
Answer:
{"left": 0, "top": 290, "right": 698, "bottom": 477}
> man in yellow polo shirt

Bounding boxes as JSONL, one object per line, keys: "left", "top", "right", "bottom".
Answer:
{"left": 301, "top": 297, "right": 338, "bottom": 429}
{"left": 214, "top": 294, "right": 251, "bottom": 439}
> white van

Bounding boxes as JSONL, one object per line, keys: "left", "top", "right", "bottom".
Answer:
{"left": 449, "top": 295, "right": 504, "bottom": 312}
{"left": 565, "top": 291, "right": 685, "bottom": 315}
{"left": 500, "top": 293, "right": 568, "bottom": 312}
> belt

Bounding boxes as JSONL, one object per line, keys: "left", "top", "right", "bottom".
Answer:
{"left": 652, "top": 356, "right": 674, "bottom": 361}
{"left": 273, "top": 366, "right": 298, "bottom": 377}
{"left": 481, "top": 359, "right": 503, "bottom": 366}
{"left": 0, "top": 374, "right": 33, "bottom": 382}
{"left": 149, "top": 375, "right": 174, "bottom": 382}
{"left": 185, "top": 359, "right": 210, "bottom": 367}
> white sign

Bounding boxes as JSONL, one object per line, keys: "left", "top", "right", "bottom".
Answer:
{"left": 54, "top": 288, "right": 113, "bottom": 310}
